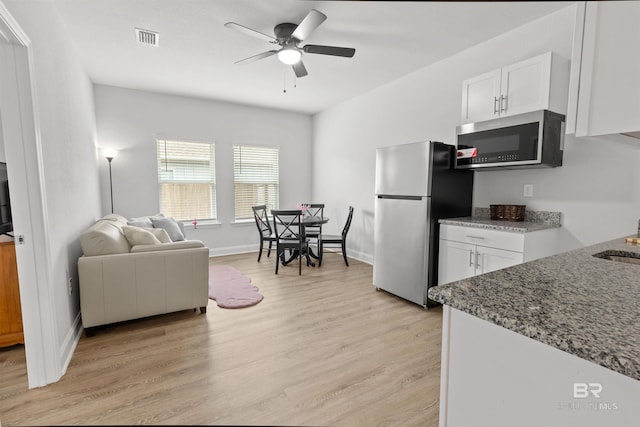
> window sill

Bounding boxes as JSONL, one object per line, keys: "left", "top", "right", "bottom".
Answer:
{"left": 180, "top": 220, "right": 221, "bottom": 230}
{"left": 231, "top": 219, "right": 256, "bottom": 226}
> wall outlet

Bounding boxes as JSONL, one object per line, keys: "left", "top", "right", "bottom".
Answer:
{"left": 66, "top": 267, "right": 73, "bottom": 296}
{"left": 523, "top": 184, "right": 534, "bottom": 198}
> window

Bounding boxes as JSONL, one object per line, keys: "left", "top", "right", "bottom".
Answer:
{"left": 156, "top": 139, "right": 216, "bottom": 221}
{"left": 233, "top": 145, "right": 279, "bottom": 220}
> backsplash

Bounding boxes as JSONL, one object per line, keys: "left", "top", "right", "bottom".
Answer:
{"left": 474, "top": 207, "right": 561, "bottom": 225}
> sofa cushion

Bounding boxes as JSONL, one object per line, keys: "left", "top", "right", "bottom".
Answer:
{"left": 127, "top": 213, "right": 163, "bottom": 228}
{"left": 151, "top": 217, "right": 185, "bottom": 241}
{"left": 127, "top": 219, "right": 152, "bottom": 228}
{"left": 122, "top": 225, "right": 162, "bottom": 246}
{"left": 144, "top": 227, "right": 172, "bottom": 243}
{"left": 130, "top": 240, "right": 206, "bottom": 253}
{"left": 102, "top": 214, "right": 127, "bottom": 225}
{"left": 81, "top": 219, "right": 131, "bottom": 256}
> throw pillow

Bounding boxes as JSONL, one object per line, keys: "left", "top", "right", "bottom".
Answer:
{"left": 151, "top": 217, "right": 185, "bottom": 242}
{"left": 122, "top": 225, "right": 162, "bottom": 246}
{"left": 127, "top": 216, "right": 153, "bottom": 228}
{"left": 143, "top": 227, "right": 172, "bottom": 244}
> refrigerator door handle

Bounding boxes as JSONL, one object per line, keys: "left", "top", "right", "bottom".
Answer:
{"left": 376, "top": 195, "right": 423, "bottom": 201}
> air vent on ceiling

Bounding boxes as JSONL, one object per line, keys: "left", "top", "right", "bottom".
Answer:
{"left": 135, "top": 28, "right": 159, "bottom": 47}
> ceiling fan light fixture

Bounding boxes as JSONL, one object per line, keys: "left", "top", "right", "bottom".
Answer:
{"left": 277, "top": 47, "right": 302, "bottom": 65}
{"left": 226, "top": 9, "right": 355, "bottom": 77}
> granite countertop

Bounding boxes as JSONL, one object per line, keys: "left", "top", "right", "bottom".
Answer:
{"left": 439, "top": 217, "right": 560, "bottom": 233}
{"left": 428, "top": 236, "right": 640, "bottom": 381}
{"left": 439, "top": 208, "right": 562, "bottom": 233}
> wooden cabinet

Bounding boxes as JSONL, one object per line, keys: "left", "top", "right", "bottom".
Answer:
{"left": 0, "top": 239, "right": 23, "bottom": 348}
{"left": 567, "top": 2, "right": 640, "bottom": 141}
{"left": 461, "top": 52, "right": 570, "bottom": 124}
{"left": 438, "top": 224, "right": 560, "bottom": 286}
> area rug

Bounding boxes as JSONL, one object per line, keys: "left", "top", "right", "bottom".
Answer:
{"left": 208, "top": 265, "right": 264, "bottom": 309}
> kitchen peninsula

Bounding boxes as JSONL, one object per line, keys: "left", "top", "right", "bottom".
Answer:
{"left": 429, "top": 235, "right": 640, "bottom": 427}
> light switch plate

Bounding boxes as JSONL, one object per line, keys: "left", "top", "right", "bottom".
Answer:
{"left": 523, "top": 184, "right": 534, "bottom": 198}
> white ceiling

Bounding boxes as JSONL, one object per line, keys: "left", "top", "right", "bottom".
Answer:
{"left": 52, "top": 0, "right": 572, "bottom": 115}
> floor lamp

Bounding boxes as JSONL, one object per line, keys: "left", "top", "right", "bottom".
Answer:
{"left": 103, "top": 149, "right": 118, "bottom": 214}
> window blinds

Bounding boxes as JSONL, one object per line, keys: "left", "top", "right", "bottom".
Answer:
{"left": 156, "top": 139, "right": 216, "bottom": 221}
{"left": 233, "top": 145, "right": 279, "bottom": 220}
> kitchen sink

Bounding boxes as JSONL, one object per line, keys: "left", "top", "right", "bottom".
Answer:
{"left": 592, "top": 250, "right": 640, "bottom": 265}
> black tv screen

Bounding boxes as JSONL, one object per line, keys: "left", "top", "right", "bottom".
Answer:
{"left": 0, "top": 162, "right": 12, "bottom": 235}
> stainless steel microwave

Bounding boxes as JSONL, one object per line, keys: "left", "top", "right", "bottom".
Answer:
{"left": 455, "top": 110, "right": 565, "bottom": 170}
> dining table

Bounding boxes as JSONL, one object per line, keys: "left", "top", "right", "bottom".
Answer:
{"left": 279, "top": 215, "right": 329, "bottom": 267}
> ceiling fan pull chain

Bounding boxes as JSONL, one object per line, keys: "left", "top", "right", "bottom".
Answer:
{"left": 283, "top": 67, "right": 287, "bottom": 93}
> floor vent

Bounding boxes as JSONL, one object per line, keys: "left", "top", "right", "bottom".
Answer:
{"left": 135, "top": 28, "right": 159, "bottom": 47}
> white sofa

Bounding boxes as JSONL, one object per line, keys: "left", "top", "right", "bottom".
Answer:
{"left": 78, "top": 214, "right": 209, "bottom": 332}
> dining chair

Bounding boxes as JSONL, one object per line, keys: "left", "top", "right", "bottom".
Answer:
{"left": 272, "top": 210, "right": 309, "bottom": 275}
{"left": 302, "top": 203, "right": 324, "bottom": 244}
{"left": 318, "top": 206, "right": 354, "bottom": 267}
{"left": 251, "top": 205, "right": 277, "bottom": 262}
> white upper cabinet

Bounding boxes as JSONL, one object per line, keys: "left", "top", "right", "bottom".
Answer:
{"left": 461, "top": 69, "right": 501, "bottom": 124}
{"left": 567, "top": 1, "right": 640, "bottom": 141}
{"left": 461, "top": 52, "right": 570, "bottom": 124}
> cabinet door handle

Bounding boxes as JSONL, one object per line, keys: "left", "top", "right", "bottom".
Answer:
{"left": 469, "top": 249, "right": 474, "bottom": 267}
{"left": 493, "top": 96, "right": 500, "bottom": 114}
{"left": 500, "top": 95, "right": 507, "bottom": 112}
{"left": 466, "top": 235, "right": 485, "bottom": 240}
{"left": 475, "top": 251, "right": 480, "bottom": 270}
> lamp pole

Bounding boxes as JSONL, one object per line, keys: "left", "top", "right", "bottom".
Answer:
{"left": 106, "top": 156, "right": 114, "bottom": 213}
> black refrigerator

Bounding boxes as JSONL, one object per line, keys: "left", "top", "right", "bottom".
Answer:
{"left": 373, "top": 141, "right": 474, "bottom": 307}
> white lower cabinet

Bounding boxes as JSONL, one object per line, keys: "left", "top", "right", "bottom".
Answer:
{"left": 438, "top": 224, "right": 558, "bottom": 285}
{"left": 439, "top": 307, "right": 640, "bottom": 427}
{"left": 438, "top": 240, "right": 523, "bottom": 284}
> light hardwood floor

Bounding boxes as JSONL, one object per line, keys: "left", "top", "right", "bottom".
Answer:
{"left": 0, "top": 251, "right": 442, "bottom": 426}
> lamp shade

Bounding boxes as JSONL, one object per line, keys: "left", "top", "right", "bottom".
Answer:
{"left": 103, "top": 148, "right": 118, "bottom": 160}
{"left": 277, "top": 47, "right": 302, "bottom": 65}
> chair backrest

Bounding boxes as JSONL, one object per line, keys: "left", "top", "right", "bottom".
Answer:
{"left": 271, "top": 210, "right": 303, "bottom": 242}
{"left": 304, "top": 203, "right": 324, "bottom": 218}
{"left": 342, "top": 206, "right": 354, "bottom": 238}
{"left": 252, "top": 205, "right": 272, "bottom": 237}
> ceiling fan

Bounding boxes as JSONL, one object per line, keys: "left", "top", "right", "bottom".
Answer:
{"left": 224, "top": 9, "right": 356, "bottom": 78}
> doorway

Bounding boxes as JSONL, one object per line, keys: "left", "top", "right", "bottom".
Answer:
{"left": 0, "top": 4, "right": 59, "bottom": 388}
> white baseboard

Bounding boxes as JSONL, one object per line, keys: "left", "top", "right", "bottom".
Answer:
{"left": 345, "top": 248, "right": 373, "bottom": 265}
{"left": 58, "top": 311, "right": 83, "bottom": 379}
{"left": 279, "top": 246, "right": 373, "bottom": 265}
{"left": 209, "top": 244, "right": 374, "bottom": 265}
{"left": 209, "top": 244, "right": 255, "bottom": 258}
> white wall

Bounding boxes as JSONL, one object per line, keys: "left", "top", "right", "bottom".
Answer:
{"left": 473, "top": 133, "right": 640, "bottom": 246}
{"left": 0, "top": 129, "right": 5, "bottom": 162}
{"left": 5, "top": 0, "right": 101, "bottom": 380}
{"left": 312, "top": 4, "right": 640, "bottom": 263}
{"left": 94, "top": 85, "right": 312, "bottom": 255}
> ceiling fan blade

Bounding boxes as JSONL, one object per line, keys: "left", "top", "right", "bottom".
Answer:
{"left": 291, "top": 9, "right": 327, "bottom": 41}
{"left": 235, "top": 50, "right": 278, "bottom": 65}
{"left": 303, "top": 44, "right": 356, "bottom": 58}
{"left": 292, "top": 61, "right": 308, "bottom": 78}
{"left": 224, "top": 22, "right": 276, "bottom": 44}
